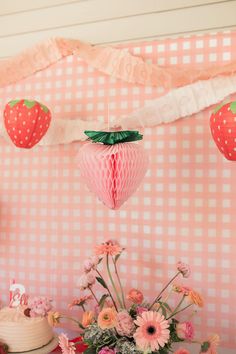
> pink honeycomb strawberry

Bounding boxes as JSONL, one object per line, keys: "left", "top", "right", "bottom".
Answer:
{"left": 4, "top": 99, "right": 51, "bottom": 148}
{"left": 210, "top": 101, "right": 236, "bottom": 161}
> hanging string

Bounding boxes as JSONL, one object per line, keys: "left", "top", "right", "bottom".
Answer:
{"left": 107, "top": 101, "right": 110, "bottom": 132}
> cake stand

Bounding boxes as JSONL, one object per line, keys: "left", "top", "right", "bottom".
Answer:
{"left": 11, "top": 336, "right": 58, "bottom": 354}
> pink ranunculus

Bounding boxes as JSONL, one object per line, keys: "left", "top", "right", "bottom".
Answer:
{"left": 127, "top": 289, "right": 143, "bottom": 304}
{"left": 136, "top": 306, "right": 148, "bottom": 315}
{"left": 77, "top": 272, "right": 96, "bottom": 291}
{"left": 77, "top": 274, "right": 89, "bottom": 291}
{"left": 116, "top": 310, "right": 135, "bottom": 337}
{"left": 177, "top": 261, "right": 191, "bottom": 278}
{"left": 176, "top": 321, "right": 194, "bottom": 341}
{"left": 98, "top": 347, "right": 116, "bottom": 354}
{"left": 84, "top": 255, "right": 100, "bottom": 273}
{"left": 174, "top": 348, "right": 190, "bottom": 354}
{"left": 86, "top": 271, "right": 96, "bottom": 286}
{"left": 28, "top": 296, "right": 52, "bottom": 317}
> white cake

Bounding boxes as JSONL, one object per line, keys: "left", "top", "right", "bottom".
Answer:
{"left": 0, "top": 307, "right": 54, "bottom": 353}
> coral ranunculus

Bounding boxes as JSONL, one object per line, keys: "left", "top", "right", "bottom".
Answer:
{"left": 97, "top": 307, "right": 117, "bottom": 329}
{"left": 127, "top": 289, "right": 144, "bottom": 304}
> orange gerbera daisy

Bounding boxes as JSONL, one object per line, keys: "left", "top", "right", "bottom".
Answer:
{"left": 82, "top": 311, "right": 94, "bottom": 328}
{"left": 47, "top": 311, "right": 61, "bottom": 327}
{"left": 134, "top": 311, "right": 170, "bottom": 352}
{"left": 173, "top": 285, "right": 204, "bottom": 307}
{"left": 95, "top": 240, "right": 122, "bottom": 256}
{"left": 188, "top": 289, "right": 204, "bottom": 308}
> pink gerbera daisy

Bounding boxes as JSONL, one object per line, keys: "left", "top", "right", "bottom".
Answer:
{"left": 134, "top": 311, "right": 170, "bottom": 352}
{"left": 58, "top": 333, "right": 76, "bottom": 354}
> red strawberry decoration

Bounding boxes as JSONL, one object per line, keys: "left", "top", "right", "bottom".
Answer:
{"left": 210, "top": 101, "right": 236, "bottom": 161}
{"left": 4, "top": 99, "right": 51, "bottom": 148}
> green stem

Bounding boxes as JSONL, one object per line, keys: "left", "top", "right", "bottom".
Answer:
{"left": 112, "top": 257, "right": 126, "bottom": 309}
{"left": 106, "top": 254, "right": 123, "bottom": 308}
{"left": 88, "top": 286, "right": 99, "bottom": 305}
{"left": 96, "top": 269, "right": 118, "bottom": 311}
{"left": 62, "top": 316, "right": 81, "bottom": 325}
{"left": 170, "top": 295, "right": 186, "bottom": 316}
{"left": 155, "top": 289, "right": 173, "bottom": 313}
{"left": 149, "top": 271, "right": 181, "bottom": 310}
{"left": 167, "top": 303, "right": 193, "bottom": 320}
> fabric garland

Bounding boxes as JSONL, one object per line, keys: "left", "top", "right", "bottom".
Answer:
{"left": 0, "top": 37, "right": 236, "bottom": 146}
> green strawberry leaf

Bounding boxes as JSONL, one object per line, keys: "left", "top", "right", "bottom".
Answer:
{"left": 39, "top": 103, "right": 49, "bottom": 113}
{"left": 8, "top": 99, "right": 21, "bottom": 107}
{"left": 24, "top": 99, "right": 36, "bottom": 109}
{"left": 230, "top": 101, "right": 236, "bottom": 114}
{"left": 213, "top": 102, "right": 225, "bottom": 114}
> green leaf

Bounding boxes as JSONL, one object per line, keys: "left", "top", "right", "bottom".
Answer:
{"left": 24, "top": 99, "right": 36, "bottom": 109}
{"left": 162, "top": 302, "right": 172, "bottom": 312}
{"left": 114, "top": 253, "right": 121, "bottom": 263}
{"left": 213, "top": 102, "right": 225, "bottom": 114}
{"left": 8, "top": 99, "right": 21, "bottom": 107}
{"left": 78, "top": 322, "right": 85, "bottom": 330}
{"left": 96, "top": 276, "right": 108, "bottom": 289}
{"left": 201, "top": 341, "right": 210, "bottom": 352}
{"left": 98, "top": 294, "right": 109, "bottom": 308}
{"left": 159, "top": 303, "right": 167, "bottom": 317}
{"left": 84, "top": 347, "right": 96, "bottom": 354}
{"left": 40, "top": 103, "right": 49, "bottom": 113}
{"left": 230, "top": 101, "right": 236, "bottom": 114}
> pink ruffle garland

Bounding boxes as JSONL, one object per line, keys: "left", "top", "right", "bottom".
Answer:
{"left": 1, "top": 37, "right": 236, "bottom": 89}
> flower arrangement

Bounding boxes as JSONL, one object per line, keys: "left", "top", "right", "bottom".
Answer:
{"left": 49, "top": 240, "right": 219, "bottom": 354}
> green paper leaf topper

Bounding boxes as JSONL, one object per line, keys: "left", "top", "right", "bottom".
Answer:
{"left": 84, "top": 130, "right": 143, "bottom": 145}
{"left": 8, "top": 99, "right": 49, "bottom": 113}
{"left": 8, "top": 99, "right": 21, "bottom": 107}
{"left": 24, "top": 99, "right": 37, "bottom": 109}
{"left": 230, "top": 101, "right": 236, "bottom": 114}
{"left": 39, "top": 103, "right": 49, "bottom": 113}
{"left": 213, "top": 102, "right": 225, "bottom": 114}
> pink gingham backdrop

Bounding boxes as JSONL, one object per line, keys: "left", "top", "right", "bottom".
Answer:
{"left": 0, "top": 31, "right": 236, "bottom": 349}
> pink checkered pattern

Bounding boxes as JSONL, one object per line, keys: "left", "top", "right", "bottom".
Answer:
{"left": 0, "top": 31, "right": 236, "bottom": 349}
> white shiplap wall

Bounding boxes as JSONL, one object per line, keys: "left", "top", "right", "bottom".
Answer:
{"left": 0, "top": 0, "right": 236, "bottom": 58}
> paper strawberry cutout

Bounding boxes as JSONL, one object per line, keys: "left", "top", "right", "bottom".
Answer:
{"left": 210, "top": 101, "right": 236, "bottom": 161}
{"left": 4, "top": 99, "right": 51, "bottom": 148}
{"left": 77, "top": 131, "right": 149, "bottom": 209}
